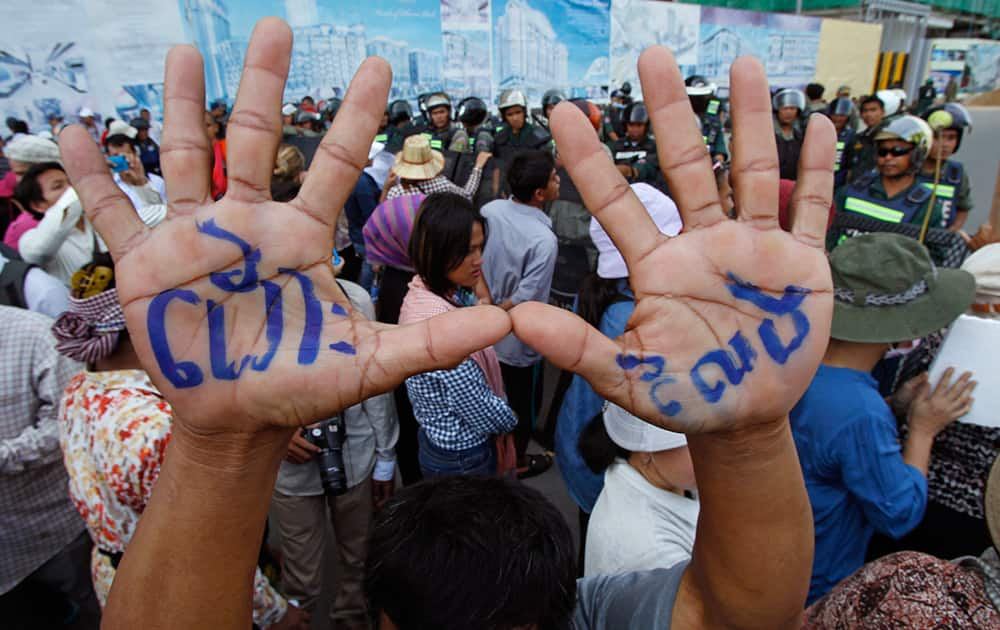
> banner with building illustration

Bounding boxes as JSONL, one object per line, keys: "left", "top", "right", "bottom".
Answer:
{"left": 491, "top": 0, "right": 610, "bottom": 107}
{"left": 927, "top": 38, "right": 1000, "bottom": 96}
{"left": 610, "top": 0, "right": 700, "bottom": 99}
{"left": 441, "top": 0, "right": 492, "bottom": 102}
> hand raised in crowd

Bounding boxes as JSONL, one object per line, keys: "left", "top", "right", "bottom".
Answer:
{"left": 908, "top": 367, "right": 976, "bottom": 438}
{"left": 117, "top": 150, "right": 149, "bottom": 187}
{"left": 474, "top": 150, "right": 492, "bottom": 170}
{"left": 59, "top": 18, "right": 510, "bottom": 441}
{"left": 511, "top": 48, "right": 836, "bottom": 436}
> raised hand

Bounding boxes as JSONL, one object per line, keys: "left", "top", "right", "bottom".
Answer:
{"left": 511, "top": 48, "right": 836, "bottom": 434}
{"left": 58, "top": 18, "right": 510, "bottom": 436}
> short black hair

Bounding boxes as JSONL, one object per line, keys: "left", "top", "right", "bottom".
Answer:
{"left": 104, "top": 117, "right": 116, "bottom": 128}
{"left": 408, "top": 192, "right": 486, "bottom": 299}
{"left": 365, "top": 476, "right": 577, "bottom": 630}
{"left": 860, "top": 95, "right": 884, "bottom": 110}
{"left": 7, "top": 119, "right": 29, "bottom": 134}
{"left": 579, "top": 412, "right": 631, "bottom": 474}
{"left": 14, "top": 162, "right": 65, "bottom": 219}
{"left": 805, "top": 82, "right": 825, "bottom": 100}
{"left": 507, "top": 150, "right": 555, "bottom": 203}
{"left": 105, "top": 133, "right": 137, "bottom": 151}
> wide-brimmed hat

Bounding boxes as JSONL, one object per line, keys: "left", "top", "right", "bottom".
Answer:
{"left": 831, "top": 233, "right": 975, "bottom": 343}
{"left": 391, "top": 135, "right": 444, "bottom": 181}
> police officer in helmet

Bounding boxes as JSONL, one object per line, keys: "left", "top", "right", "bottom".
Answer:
{"left": 827, "top": 97, "right": 855, "bottom": 188}
{"left": 539, "top": 89, "right": 566, "bottom": 130}
{"left": 608, "top": 102, "right": 664, "bottom": 192}
{"left": 453, "top": 96, "right": 497, "bottom": 207}
{"left": 919, "top": 103, "right": 974, "bottom": 230}
{"left": 835, "top": 115, "right": 943, "bottom": 232}
{"left": 381, "top": 99, "right": 420, "bottom": 154}
{"left": 773, "top": 88, "right": 806, "bottom": 181}
{"left": 685, "top": 75, "right": 727, "bottom": 164}
{"left": 421, "top": 92, "right": 469, "bottom": 154}
{"left": 490, "top": 89, "right": 552, "bottom": 198}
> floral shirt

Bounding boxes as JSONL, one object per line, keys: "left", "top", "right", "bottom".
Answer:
{"left": 58, "top": 370, "right": 286, "bottom": 626}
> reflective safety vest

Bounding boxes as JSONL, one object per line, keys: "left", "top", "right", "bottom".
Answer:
{"left": 917, "top": 160, "right": 964, "bottom": 227}
{"left": 706, "top": 99, "right": 721, "bottom": 116}
{"left": 833, "top": 127, "right": 854, "bottom": 187}
{"left": 842, "top": 173, "right": 932, "bottom": 225}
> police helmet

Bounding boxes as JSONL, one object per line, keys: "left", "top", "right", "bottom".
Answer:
{"left": 323, "top": 97, "right": 342, "bottom": 119}
{"left": 875, "top": 89, "right": 903, "bottom": 116}
{"left": 610, "top": 89, "right": 625, "bottom": 100}
{"left": 924, "top": 103, "right": 973, "bottom": 151}
{"left": 387, "top": 99, "right": 413, "bottom": 125}
{"left": 425, "top": 92, "right": 451, "bottom": 112}
{"left": 874, "top": 115, "right": 933, "bottom": 171}
{"left": 624, "top": 102, "right": 649, "bottom": 125}
{"left": 129, "top": 117, "right": 150, "bottom": 130}
{"left": 294, "top": 109, "right": 320, "bottom": 125}
{"left": 772, "top": 88, "right": 806, "bottom": 112}
{"left": 541, "top": 89, "right": 566, "bottom": 111}
{"left": 621, "top": 81, "right": 632, "bottom": 96}
{"left": 456, "top": 97, "right": 488, "bottom": 126}
{"left": 685, "top": 75, "right": 717, "bottom": 97}
{"left": 498, "top": 89, "right": 527, "bottom": 112}
{"left": 827, "top": 97, "right": 853, "bottom": 117}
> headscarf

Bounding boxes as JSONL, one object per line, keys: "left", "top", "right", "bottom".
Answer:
{"left": 51, "top": 261, "right": 127, "bottom": 363}
{"left": 362, "top": 194, "right": 425, "bottom": 272}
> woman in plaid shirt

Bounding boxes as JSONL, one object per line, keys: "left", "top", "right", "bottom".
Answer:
{"left": 399, "top": 193, "right": 516, "bottom": 478}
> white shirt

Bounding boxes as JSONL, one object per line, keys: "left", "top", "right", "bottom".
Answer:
{"left": 585, "top": 460, "right": 700, "bottom": 577}
{"left": 18, "top": 189, "right": 106, "bottom": 286}
{"left": 112, "top": 172, "right": 166, "bottom": 212}
{"left": 0, "top": 254, "right": 69, "bottom": 318}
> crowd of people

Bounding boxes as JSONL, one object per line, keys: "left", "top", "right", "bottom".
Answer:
{"left": 2, "top": 16, "right": 999, "bottom": 630}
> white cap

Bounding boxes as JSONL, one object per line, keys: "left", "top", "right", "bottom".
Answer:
{"left": 603, "top": 402, "right": 687, "bottom": 452}
{"left": 591, "top": 183, "right": 682, "bottom": 279}
{"left": 107, "top": 120, "right": 137, "bottom": 139}
{"left": 78, "top": 107, "right": 95, "bottom": 118}
{"left": 4, "top": 134, "right": 61, "bottom": 164}
{"left": 137, "top": 204, "right": 168, "bottom": 228}
{"left": 368, "top": 141, "right": 385, "bottom": 161}
{"left": 281, "top": 103, "right": 298, "bottom": 117}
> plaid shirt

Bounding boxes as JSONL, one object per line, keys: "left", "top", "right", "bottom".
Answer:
{"left": 385, "top": 168, "right": 483, "bottom": 202}
{"left": 405, "top": 359, "right": 516, "bottom": 451}
{"left": 0, "top": 306, "right": 84, "bottom": 594}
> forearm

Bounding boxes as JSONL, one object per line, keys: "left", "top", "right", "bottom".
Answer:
{"left": 462, "top": 166, "right": 483, "bottom": 198}
{"left": 902, "top": 428, "right": 935, "bottom": 476}
{"left": 103, "top": 421, "right": 291, "bottom": 630}
{"left": 676, "top": 418, "right": 811, "bottom": 630}
{"left": 949, "top": 211, "right": 969, "bottom": 231}
{"left": 0, "top": 421, "right": 63, "bottom": 473}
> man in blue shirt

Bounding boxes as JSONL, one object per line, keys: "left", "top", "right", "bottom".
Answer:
{"left": 791, "top": 233, "right": 977, "bottom": 604}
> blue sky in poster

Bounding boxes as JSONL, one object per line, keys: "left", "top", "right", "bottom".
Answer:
{"left": 491, "top": 0, "right": 610, "bottom": 86}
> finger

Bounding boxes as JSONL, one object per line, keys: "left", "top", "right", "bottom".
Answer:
{"left": 370, "top": 305, "right": 512, "bottom": 385}
{"left": 956, "top": 377, "right": 977, "bottom": 401}
{"left": 790, "top": 114, "right": 837, "bottom": 248}
{"left": 160, "top": 45, "right": 211, "bottom": 212}
{"left": 59, "top": 126, "right": 148, "bottom": 261}
{"left": 225, "top": 17, "right": 292, "bottom": 203}
{"left": 549, "top": 102, "right": 661, "bottom": 268}
{"left": 728, "top": 57, "right": 780, "bottom": 229}
{"left": 638, "top": 46, "right": 725, "bottom": 229}
{"left": 945, "top": 371, "right": 973, "bottom": 399}
{"left": 509, "top": 301, "right": 624, "bottom": 400}
{"left": 932, "top": 367, "right": 956, "bottom": 398}
{"left": 296, "top": 57, "right": 392, "bottom": 226}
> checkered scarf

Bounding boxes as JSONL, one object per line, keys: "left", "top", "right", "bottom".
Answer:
{"left": 52, "top": 289, "right": 127, "bottom": 363}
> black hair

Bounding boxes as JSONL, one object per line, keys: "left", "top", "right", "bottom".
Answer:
{"left": 577, "top": 272, "right": 630, "bottom": 329}
{"left": 860, "top": 95, "right": 884, "bottom": 110}
{"left": 104, "top": 117, "right": 116, "bottom": 128}
{"left": 105, "top": 133, "right": 138, "bottom": 151}
{"left": 579, "top": 412, "right": 631, "bottom": 474}
{"left": 408, "top": 192, "right": 487, "bottom": 299}
{"left": 14, "top": 161, "right": 66, "bottom": 219}
{"left": 8, "top": 119, "right": 29, "bottom": 134}
{"left": 805, "top": 83, "right": 825, "bottom": 101}
{"left": 507, "top": 150, "right": 555, "bottom": 203}
{"left": 365, "top": 476, "right": 577, "bottom": 630}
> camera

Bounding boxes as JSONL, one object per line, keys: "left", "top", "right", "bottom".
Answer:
{"left": 303, "top": 416, "right": 348, "bottom": 496}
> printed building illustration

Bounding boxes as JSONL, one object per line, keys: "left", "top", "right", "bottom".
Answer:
{"left": 494, "top": 0, "right": 568, "bottom": 90}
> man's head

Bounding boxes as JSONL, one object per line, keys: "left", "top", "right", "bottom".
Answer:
{"left": 210, "top": 100, "right": 227, "bottom": 118}
{"left": 48, "top": 113, "right": 63, "bottom": 126}
{"left": 860, "top": 95, "right": 884, "bottom": 128}
{"left": 365, "top": 477, "right": 576, "bottom": 630}
{"left": 508, "top": 150, "right": 558, "bottom": 206}
{"left": 424, "top": 93, "right": 451, "bottom": 131}
{"left": 6, "top": 118, "right": 28, "bottom": 135}
{"left": 624, "top": 103, "right": 649, "bottom": 141}
{"left": 14, "top": 162, "right": 70, "bottom": 218}
{"left": 78, "top": 108, "right": 95, "bottom": 126}
{"left": 827, "top": 97, "right": 852, "bottom": 132}
{"left": 772, "top": 89, "right": 805, "bottom": 127}
{"left": 140, "top": 108, "right": 151, "bottom": 122}
{"left": 105, "top": 134, "right": 138, "bottom": 160}
{"left": 498, "top": 89, "right": 528, "bottom": 132}
{"left": 875, "top": 139, "right": 915, "bottom": 179}
{"left": 836, "top": 85, "right": 851, "bottom": 99}
{"left": 502, "top": 105, "right": 525, "bottom": 131}
{"left": 4, "top": 135, "right": 62, "bottom": 182}
{"left": 923, "top": 103, "right": 972, "bottom": 160}
{"left": 874, "top": 115, "right": 931, "bottom": 179}
{"left": 805, "top": 82, "right": 824, "bottom": 102}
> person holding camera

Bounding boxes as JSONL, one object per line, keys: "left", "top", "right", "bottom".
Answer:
{"left": 270, "top": 277, "right": 398, "bottom": 630}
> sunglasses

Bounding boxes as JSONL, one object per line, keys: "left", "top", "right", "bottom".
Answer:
{"left": 877, "top": 146, "right": 913, "bottom": 157}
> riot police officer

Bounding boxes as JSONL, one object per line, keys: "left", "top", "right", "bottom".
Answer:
{"left": 919, "top": 103, "right": 975, "bottom": 230}
{"left": 603, "top": 88, "right": 628, "bottom": 141}
{"left": 453, "top": 96, "right": 496, "bottom": 208}
{"left": 381, "top": 99, "right": 421, "bottom": 154}
{"left": 539, "top": 89, "right": 566, "bottom": 130}
{"left": 608, "top": 102, "right": 664, "bottom": 192}
{"left": 773, "top": 88, "right": 806, "bottom": 181}
{"left": 490, "top": 89, "right": 552, "bottom": 198}
{"left": 835, "top": 115, "right": 944, "bottom": 230}
{"left": 827, "top": 97, "right": 855, "bottom": 188}
{"left": 421, "top": 92, "right": 469, "bottom": 154}
{"left": 685, "top": 75, "right": 727, "bottom": 164}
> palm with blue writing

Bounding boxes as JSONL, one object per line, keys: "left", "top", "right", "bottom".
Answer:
{"left": 57, "top": 18, "right": 510, "bottom": 434}
{"left": 511, "top": 48, "right": 836, "bottom": 434}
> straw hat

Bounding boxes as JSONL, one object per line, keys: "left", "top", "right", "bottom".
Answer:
{"left": 391, "top": 135, "right": 444, "bottom": 181}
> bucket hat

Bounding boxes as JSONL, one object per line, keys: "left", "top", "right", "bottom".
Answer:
{"left": 391, "top": 135, "right": 444, "bottom": 181}
{"left": 831, "top": 233, "right": 975, "bottom": 343}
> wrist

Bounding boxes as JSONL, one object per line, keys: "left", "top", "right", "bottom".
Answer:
{"left": 168, "top": 419, "right": 293, "bottom": 479}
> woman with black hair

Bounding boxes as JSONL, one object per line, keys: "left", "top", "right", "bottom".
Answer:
{"left": 399, "top": 192, "right": 516, "bottom": 478}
